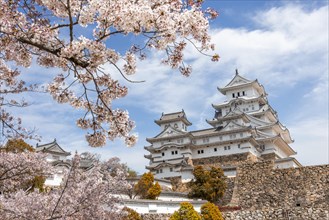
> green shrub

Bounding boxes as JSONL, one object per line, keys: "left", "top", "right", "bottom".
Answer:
{"left": 169, "top": 202, "right": 201, "bottom": 220}
{"left": 121, "top": 207, "right": 142, "bottom": 220}
{"left": 201, "top": 202, "right": 223, "bottom": 220}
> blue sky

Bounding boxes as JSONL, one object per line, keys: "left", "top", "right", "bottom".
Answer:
{"left": 9, "top": 0, "right": 328, "bottom": 173}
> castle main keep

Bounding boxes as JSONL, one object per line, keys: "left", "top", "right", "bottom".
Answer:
{"left": 144, "top": 71, "right": 301, "bottom": 181}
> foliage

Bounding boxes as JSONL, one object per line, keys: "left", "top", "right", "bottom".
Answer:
{"left": 121, "top": 207, "right": 142, "bottom": 220}
{"left": 188, "top": 166, "right": 227, "bottom": 203}
{"left": 0, "top": 152, "right": 128, "bottom": 219}
{"left": 146, "top": 181, "right": 161, "bottom": 200}
{"left": 169, "top": 202, "right": 201, "bottom": 220}
{"left": 2, "top": 139, "right": 35, "bottom": 152}
{"left": 134, "top": 172, "right": 161, "bottom": 199}
{"left": 0, "top": 0, "right": 218, "bottom": 147}
{"left": 200, "top": 202, "right": 223, "bottom": 220}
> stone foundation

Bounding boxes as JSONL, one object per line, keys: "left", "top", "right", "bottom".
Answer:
{"left": 222, "top": 207, "right": 329, "bottom": 220}
{"left": 219, "top": 177, "right": 235, "bottom": 206}
{"left": 141, "top": 213, "right": 171, "bottom": 220}
{"left": 260, "top": 153, "right": 276, "bottom": 161}
{"left": 192, "top": 152, "right": 259, "bottom": 167}
{"left": 233, "top": 161, "right": 329, "bottom": 210}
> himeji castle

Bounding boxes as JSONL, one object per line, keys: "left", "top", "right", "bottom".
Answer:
{"left": 144, "top": 70, "right": 301, "bottom": 181}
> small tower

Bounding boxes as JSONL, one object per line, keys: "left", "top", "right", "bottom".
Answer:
{"left": 154, "top": 110, "right": 192, "bottom": 132}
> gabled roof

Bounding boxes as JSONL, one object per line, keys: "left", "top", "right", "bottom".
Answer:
{"left": 146, "top": 125, "right": 189, "bottom": 143}
{"left": 218, "top": 70, "right": 266, "bottom": 96}
{"left": 224, "top": 70, "right": 253, "bottom": 87}
{"left": 155, "top": 110, "right": 192, "bottom": 126}
{"left": 218, "top": 120, "right": 250, "bottom": 132}
{"left": 36, "top": 139, "right": 71, "bottom": 156}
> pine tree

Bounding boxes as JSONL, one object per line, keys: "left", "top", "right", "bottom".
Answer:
{"left": 201, "top": 202, "right": 223, "bottom": 220}
{"left": 170, "top": 202, "right": 201, "bottom": 220}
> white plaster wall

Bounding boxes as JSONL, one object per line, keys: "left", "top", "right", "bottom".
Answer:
{"left": 45, "top": 173, "right": 64, "bottom": 187}
{"left": 123, "top": 200, "right": 205, "bottom": 214}
{"left": 274, "top": 160, "right": 297, "bottom": 169}
{"left": 224, "top": 170, "right": 237, "bottom": 177}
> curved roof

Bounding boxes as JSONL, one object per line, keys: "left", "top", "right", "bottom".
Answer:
{"left": 218, "top": 72, "right": 266, "bottom": 96}
{"left": 36, "top": 139, "right": 71, "bottom": 156}
{"left": 212, "top": 95, "right": 267, "bottom": 110}
{"left": 154, "top": 110, "right": 192, "bottom": 126}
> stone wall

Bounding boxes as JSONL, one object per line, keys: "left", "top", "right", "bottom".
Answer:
{"left": 233, "top": 161, "right": 329, "bottom": 210}
{"left": 142, "top": 213, "right": 171, "bottom": 220}
{"left": 222, "top": 207, "right": 329, "bottom": 220}
{"left": 192, "top": 152, "right": 259, "bottom": 167}
{"left": 219, "top": 177, "right": 235, "bottom": 206}
{"left": 141, "top": 207, "right": 329, "bottom": 220}
{"left": 260, "top": 153, "right": 276, "bottom": 161}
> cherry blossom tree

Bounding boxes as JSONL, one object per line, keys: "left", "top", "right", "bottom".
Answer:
{"left": 0, "top": 0, "right": 218, "bottom": 147}
{"left": 0, "top": 152, "right": 130, "bottom": 219}
{"left": 0, "top": 150, "right": 51, "bottom": 193}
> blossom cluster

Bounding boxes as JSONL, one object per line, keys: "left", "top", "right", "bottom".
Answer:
{"left": 0, "top": 0, "right": 218, "bottom": 147}
{"left": 0, "top": 152, "right": 130, "bottom": 219}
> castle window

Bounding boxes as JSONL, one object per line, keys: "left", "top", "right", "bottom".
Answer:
{"left": 175, "top": 151, "right": 178, "bottom": 154}
{"left": 203, "top": 138, "right": 209, "bottom": 143}
{"left": 52, "top": 155, "right": 60, "bottom": 160}
{"left": 228, "top": 146, "right": 231, "bottom": 150}
{"left": 238, "top": 144, "right": 241, "bottom": 148}
{"left": 171, "top": 151, "right": 175, "bottom": 155}
{"left": 177, "top": 139, "right": 183, "bottom": 144}
{"left": 232, "top": 93, "right": 235, "bottom": 98}
{"left": 156, "top": 170, "right": 159, "bottom": 174}
{"left": 162, "top": 152, "right": 165, "bottom": 156}
{"left": 160, "top": 169, "right": 163, "bottom": 173}
{"left": 214, "top": 148, "right": 217, "bottom": 152}
{"left": 170, "top": 168, "right": 173, "bottom": 172}
{"left": 197, "top": 150, "right": 204, "bottom": 154}
{"left": 237, "top": 92, "right": 240, "bottom": 96}
{"left": 224, "top": 146, "right": 227, "bottom": 150}
{"left": 243, "top": 91, "right": 245, "bottom": 96}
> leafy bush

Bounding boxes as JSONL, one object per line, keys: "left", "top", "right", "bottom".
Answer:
{"left": 188, "top": 166, "right": 227, "bottom": 203}
{"left": 169, "top": 202, "right": 201, "bottom": 220}
{"left": 121, "top": 207, "right": 142, "bottom": 220}
{"left": 201, "top": 202, "right": 223, "bottom": 220}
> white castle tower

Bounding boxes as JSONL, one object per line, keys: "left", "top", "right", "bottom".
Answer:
{"left": 144, "top": 70, "right": 301, "bottom": 181}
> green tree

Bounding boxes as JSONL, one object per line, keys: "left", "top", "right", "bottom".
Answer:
{"left": 121, "top": 207, "right": 142, "bottom": 220}
{"left": 170, "top": 202, "right": 201, "bottom": 220}
{"left": 188, "top": 166, "right": 227, "bottom": 203}
{"left": 200, "top": 202, "right": 223, "bottom": 220}
{"left": 2, "top": 139, "right": 35, "bottom": 152}
{"left": 134, "top": 172, "right": 161, "bottom": 199}
{"left": 146, "top": 181, "right": 161, "bottom": 199}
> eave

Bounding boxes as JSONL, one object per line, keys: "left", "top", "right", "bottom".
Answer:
{"left": 212, "top": 95, "right": 267, "bottom": 110}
